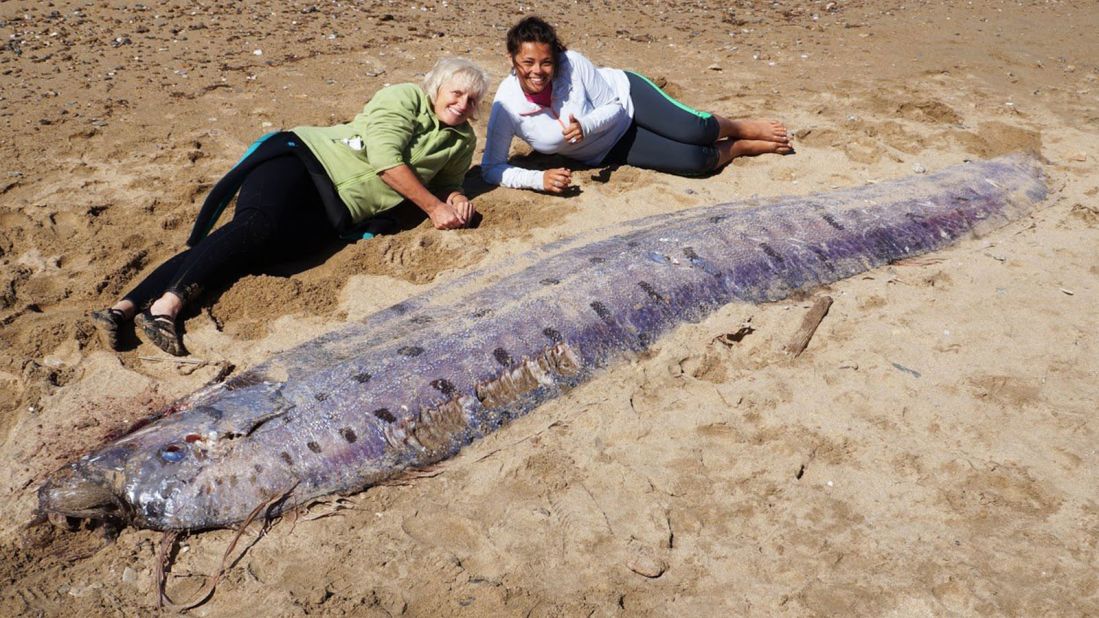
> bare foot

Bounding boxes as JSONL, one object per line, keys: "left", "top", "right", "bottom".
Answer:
{"left": 726, "top": 119, "right": 789, "bottom": 143}
{"left": 731, "top": 138, "right": 793, "bottom": 157}
{"left": 716, "top": 138, "right": 793, "bottom": 167}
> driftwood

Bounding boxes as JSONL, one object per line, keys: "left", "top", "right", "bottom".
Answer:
{"left": 784, "top": 296, "right": 833, "bottom": 357}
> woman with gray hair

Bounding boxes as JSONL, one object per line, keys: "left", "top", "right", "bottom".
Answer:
{"left": 91, "top": 57, "right": 490, "bottom": 357}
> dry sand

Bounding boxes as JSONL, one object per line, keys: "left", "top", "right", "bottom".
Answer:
{"left": 2, "top": 1, "right": 1097, "bottom": 615}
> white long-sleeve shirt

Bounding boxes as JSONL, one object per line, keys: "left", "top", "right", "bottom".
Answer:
{"left": 481, "top": 50, "right": 634, "bottom": 190}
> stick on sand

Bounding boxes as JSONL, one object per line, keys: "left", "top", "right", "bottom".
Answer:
{"left": 784, "top": 296, "right": 833, "bottom": 357}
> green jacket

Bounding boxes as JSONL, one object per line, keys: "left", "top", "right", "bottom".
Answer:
{"left": 293, "top": 84, "right": 475, "bottom": 224}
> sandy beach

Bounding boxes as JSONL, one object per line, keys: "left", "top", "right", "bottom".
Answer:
{"left": 2, "top": 1, "right": 1097, "bottom": 615}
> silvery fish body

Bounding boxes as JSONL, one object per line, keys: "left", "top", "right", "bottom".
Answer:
{"left": 39, "top": 154, "right": 1047, "bottom": 530}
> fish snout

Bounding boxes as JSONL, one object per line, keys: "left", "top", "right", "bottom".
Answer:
{"left": 38, "top": 465, "right": 128, "bottom": 524}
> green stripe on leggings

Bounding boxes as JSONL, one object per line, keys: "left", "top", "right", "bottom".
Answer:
{"left": 628, "top": 71, "right": 712, "bottom": 120}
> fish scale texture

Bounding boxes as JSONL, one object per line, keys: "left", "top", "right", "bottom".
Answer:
{"left": 39, "top": 154, "right": 1046, "bottom": 530}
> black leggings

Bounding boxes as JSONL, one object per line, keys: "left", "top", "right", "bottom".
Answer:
{"left": 603, "top": 71, "right": 721, "bottom": 175}
{"left": 123, "top": 155, "right": 335, "bottom": 309}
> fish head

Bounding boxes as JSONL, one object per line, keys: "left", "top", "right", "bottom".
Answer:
{"left": 38, "top": 445, "right": 134, "bottom": 524}
{"left": 36, "top": 410, "right": 221, "bottom": 529}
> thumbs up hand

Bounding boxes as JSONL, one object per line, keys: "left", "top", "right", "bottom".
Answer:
{"left": 562, "top": 113, "right": 584, "bottom": 145}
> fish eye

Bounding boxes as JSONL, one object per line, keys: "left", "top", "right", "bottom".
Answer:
{"left": 160, "top": 444, "right": 186, "bottom": 463}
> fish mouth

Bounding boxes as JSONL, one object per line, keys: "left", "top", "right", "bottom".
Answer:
{"left": 37, "top": 465, "right": 130, "bottom": 524}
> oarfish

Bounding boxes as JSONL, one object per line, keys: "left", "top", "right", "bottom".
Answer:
{"left": 38, "top": 154, "right": 1047, "bottom": 530}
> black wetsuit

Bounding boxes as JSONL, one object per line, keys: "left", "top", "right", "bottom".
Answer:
{"left": 122, "top": 134, "right": 339, "bottom": 309}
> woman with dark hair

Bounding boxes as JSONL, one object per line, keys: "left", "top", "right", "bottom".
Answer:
{"left": 92, "top": 58, "right": 490, "bottom": 356}
{"left": 482, "top": 16, "right": 791, "bottom": 193}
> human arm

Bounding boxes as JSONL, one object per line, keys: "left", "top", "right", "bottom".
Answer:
{"left": 364, "top": 85, "right": 470, "bottom": 229}
{"left": 425, "top": 134, "right": 477, "bottom": 227}
{"left": 480, "top": 101, "right": 554, "bottom": 191}
{"left": 563, "top": 51, "right": 629, "bottom": 142}
{"left": 379, "top": 165, "right": 470, "bottom": 229}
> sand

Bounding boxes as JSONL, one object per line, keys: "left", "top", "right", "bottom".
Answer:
{"left": 2, "top": 1, "right": 1097, "bottom": 615}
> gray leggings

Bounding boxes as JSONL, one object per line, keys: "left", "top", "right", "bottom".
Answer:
{"left": 602, "top": 72, "right": 721, "bottom": 175}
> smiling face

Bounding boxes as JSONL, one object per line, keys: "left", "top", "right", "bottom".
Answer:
{"left": 432, "top": 77, "right": 477, "bottom": 126}
{"left": 511, "top": 41, "right": 555, "bottom": 95}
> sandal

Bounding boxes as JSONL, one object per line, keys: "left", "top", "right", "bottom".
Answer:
{"left": 135, "top": 310, "right": 187, "bottom": 356}
{"left": 90, "top": 308, "right": 127, "bottom": 351}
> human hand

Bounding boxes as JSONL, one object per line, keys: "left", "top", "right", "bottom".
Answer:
{"left": 428, "top": 196, "right": 473, "bottom": 230}
{"left": 447, "top": 193, "right": 475, "bottom": 225}
{"left": 562, "top": 114, "right": 584, "bottom": 144}
{"left": 542, "top": 168, "right": 573, "bottom": 194}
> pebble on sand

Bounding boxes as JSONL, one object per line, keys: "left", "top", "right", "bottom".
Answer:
{"left": 627, "top": 551, "right": 667, "bottom": 578}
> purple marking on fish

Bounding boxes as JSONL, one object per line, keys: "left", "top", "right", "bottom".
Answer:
{"left": 38, "top": 154, "right": 1046, "bottom": 530}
